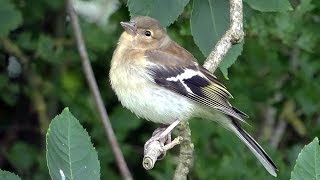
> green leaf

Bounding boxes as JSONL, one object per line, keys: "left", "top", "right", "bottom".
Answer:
{"left": 191, "top": 0, "right": 229, "bottom": 57}
{"left": 290, "top": 137, "right": 320, "bottom": 180}
{"left": 219, "top": 41, "right": 244, "bottom": 78}
{"left": 0, "top": 0, "right": 22, "bottom": 36}
{"left": 46, "top": 108, "right": 100, "bottom": 180}
{"left": 127, "top": 0, "right": 190, "bottom": 27}
{"left": 244, "top": 0, "right": 292, "bottom": 12}
{"left": 0, "top": 170, "right": 21, "bottom": 180}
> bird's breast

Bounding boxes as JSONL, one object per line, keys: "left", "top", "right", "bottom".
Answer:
{"left": 110, "top": 62, "right": 195, "bottom": 124}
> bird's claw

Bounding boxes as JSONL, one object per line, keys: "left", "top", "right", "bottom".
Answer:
{"left": 144, "top": 127, "right": 172, "bottom": 159}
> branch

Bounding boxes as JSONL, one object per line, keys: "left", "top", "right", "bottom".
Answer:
{"left": 270, "top": 119, "right": 287, "bottom": 149}
{"left": 204, "top": 0, "right": 244, "bottom": 72}
{"left": 66, "top": 1, "right": 132, "bottom": 180}
{"left": 258, "top": 105, "right": 276, "bottom": 141}
{"left": 143, "top": 136, "right": 183, "bottom": 170}
{"left": 173, "top": 122, "right": 194, "bottom": 180}
{"left": 0, "top": 37, "right": 29, "bottom": 65}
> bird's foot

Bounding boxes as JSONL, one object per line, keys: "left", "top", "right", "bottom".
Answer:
{"left": 144, "top": 126, "right": 171, "bottom": 159}
{"left": 144, "top": 120, "right": 180, "bottom": 159}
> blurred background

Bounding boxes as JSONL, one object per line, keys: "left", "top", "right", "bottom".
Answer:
{"left": 0, "top": 0, "right": 320, "bottom": 179}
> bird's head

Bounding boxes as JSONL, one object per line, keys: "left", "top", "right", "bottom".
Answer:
{"left": 120, "top": 16, "right": 169, "bottom": 50}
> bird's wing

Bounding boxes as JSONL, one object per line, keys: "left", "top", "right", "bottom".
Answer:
{"left": 145, "top": 48, "right": 248, "bottom": 122}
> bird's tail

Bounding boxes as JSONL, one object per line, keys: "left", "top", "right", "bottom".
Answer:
{"left": 227, "top": 117, "right": 278, "bottom": 177}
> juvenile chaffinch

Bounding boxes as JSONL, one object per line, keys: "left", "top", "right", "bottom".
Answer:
{"left": 109, "top": 16, "right": 278, "bottom": 176}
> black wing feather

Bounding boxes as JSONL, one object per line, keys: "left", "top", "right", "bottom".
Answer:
{"left": 145, "top": 50, "right": 248, "bottom": 122}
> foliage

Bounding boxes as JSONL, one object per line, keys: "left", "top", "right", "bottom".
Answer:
{"left": 290, "top": 137, "right": 320, "bottom": 180}
{"left": 244, "top": 0, "right": 292, "bottom": 12}
{"left": 0, "top": 0, "right": 22, "bottom": 37}
{"left": 46, "top": 108, "right": 100, "bottom": 180}
{"left": 127, "top": 0, "right": 190, "bottom": 27}
{"left": 0, "top": 0, "right": 320, "bottom": 179}
{"left": 0, "top": 170, "right": 21, "bottom": 180}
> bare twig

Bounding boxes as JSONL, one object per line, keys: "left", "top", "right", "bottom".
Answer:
{"left": 0, "top": 37, "right": 28, "bottom": 65}
{"left": 259, "top": 105, "right": 277, "bottom": 141}
{"left": 270, "top": 119, "right": 287, "bottom": 149}
{"left": 173, "top": 122, "right": 194, "bottom": 180}
{"left": 142, "top": 140, "right": 163, "bottom": 170}
{"left": 204, "top": 0, "right": 244, "bottom": 72}
{"left": 143, "top": 136, "right": 183, "bottom": 170}
{"left": 164, "top": 136, "right": 184, "bottom": 150}
{"left": 66, "top": 1, "right": 132, "bottom": 180}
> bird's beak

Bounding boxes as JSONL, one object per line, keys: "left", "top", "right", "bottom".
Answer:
{"left": 120, "top": 21, "right": 137, "bottom": 36}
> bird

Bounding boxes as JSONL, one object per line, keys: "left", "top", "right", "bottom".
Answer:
{"left": 109, "top": 16, "right": 278, "bottom": 177}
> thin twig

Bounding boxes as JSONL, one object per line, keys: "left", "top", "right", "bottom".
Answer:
{"left": 270, "top": 119, "right": 287, "bottom": 149}
{"left": 66, "top": 1, "right": 132, "bottom": 180}
{"left": 163, "top": 136, "right": 184, "bottom": 150}
{"left": 0, "top": 37, "right": 28, "bottom": 65}
{"left": 143, "top": 136, "right": 183, "bottom": 170}
{"left": 258, "top": 105, "right": 276, "bottom": 141}
{"left": 173, "top": 122, "right": 194, "bottom": 180}
{"left": 204, "top": 0, "right": 244, "bottom": 72}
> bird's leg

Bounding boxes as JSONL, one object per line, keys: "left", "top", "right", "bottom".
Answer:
{"left": 159, "top": 120, "right": 180, "bottom": 140}
{"left": 144, "top": 119, "right": 180, "bottom": 158}
{"left": 147, "top": 120, "right": 180, "bottom": 145}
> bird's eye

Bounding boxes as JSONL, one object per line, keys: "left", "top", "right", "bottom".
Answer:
{"left": 144, "top": 30, "right": 152, "bottom": 37}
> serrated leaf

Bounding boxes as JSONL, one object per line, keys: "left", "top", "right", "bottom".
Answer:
{"left": 290, "top": 137, "right": 320, "bottom": 180}
{"left": 244, "top": 0, "right": 292, "bottom": 12}
{"left": 191, "top": 0, "right": 229, "bottom": 57}
{"left": 46, "top": 108, "right": 100, "bottom": 180}
{"left": 0, "top": 170, "right": 21, "bottom": 180}
{"left": 127, "top": 0, "right": 189, "bottom": 27}
{"left": 0, "top": 0, "right": 22, "bottom": 36}
{"left": 219, "top": 41, "right": 244, "bottom": 78}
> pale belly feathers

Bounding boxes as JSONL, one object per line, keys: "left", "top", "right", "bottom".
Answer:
{"left": 110, "top": 65, "right": 195, "bottom": 124}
